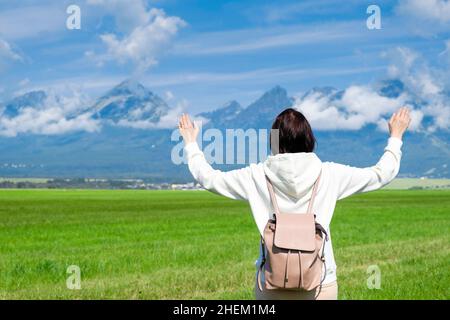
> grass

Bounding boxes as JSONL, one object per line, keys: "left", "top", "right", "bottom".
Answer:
{"left": 0, "top": 189, "right": 448, "bottom": 300}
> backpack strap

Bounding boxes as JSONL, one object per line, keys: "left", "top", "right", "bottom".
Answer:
{"left": 265, "top": 176, "right": 280, "bottom": 215}
{"left": 257, "top": 236, "right": 266, "bottom": 292}
{"left": 307, "top": 171, "right": 321, "bottom": 214}
{"left": 265, "top": 170, "right": 322, "bottom": 215}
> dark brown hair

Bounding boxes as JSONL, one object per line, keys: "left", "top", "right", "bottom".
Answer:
{"left": 270, "top": 108, "right": 316, "bottom": 154}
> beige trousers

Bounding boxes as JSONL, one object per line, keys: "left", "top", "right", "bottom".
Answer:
{"left": 255, "top": 281, "right": 338, "bottom": 300}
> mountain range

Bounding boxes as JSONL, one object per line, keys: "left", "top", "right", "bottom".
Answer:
{"left": 0, "top": 80, "right": 449, "bottom": 181}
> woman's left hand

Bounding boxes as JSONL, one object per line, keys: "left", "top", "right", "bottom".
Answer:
{"left": 178, "top": 113, "right": 199, "bottom": 145}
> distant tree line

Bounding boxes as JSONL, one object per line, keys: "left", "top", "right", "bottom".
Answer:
{"left": 0, "top": 178, "right": 175, "bottom": 190}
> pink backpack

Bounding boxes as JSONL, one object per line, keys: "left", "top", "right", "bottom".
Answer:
{"left": 257, "top": 172, "right": 328, "bottom": 291}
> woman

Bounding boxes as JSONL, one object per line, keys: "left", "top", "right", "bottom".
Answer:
{"left": 178, "top": 107, "right": 411, "bottom": 300}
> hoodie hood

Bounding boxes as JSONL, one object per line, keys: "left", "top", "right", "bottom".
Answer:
{"left": 263, "top": 152, "right": 322, "bottom": 199}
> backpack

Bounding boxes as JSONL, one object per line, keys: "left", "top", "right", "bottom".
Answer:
{"left": 257, "top": 172, "right": 328, "bottom": 292}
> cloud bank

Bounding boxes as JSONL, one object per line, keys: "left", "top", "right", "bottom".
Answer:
{"left": 0, "top": 89, "right": 99, "bottom": 137}
{"left": 293, "top": 85, "right": 409, "bottom": 131}
{"left": 294, "top": 46, "right": 449, "bottom": 132}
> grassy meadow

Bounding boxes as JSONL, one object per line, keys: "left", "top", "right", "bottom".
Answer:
{"left": 0, "top": 189, "right": 449, "bottom": 299}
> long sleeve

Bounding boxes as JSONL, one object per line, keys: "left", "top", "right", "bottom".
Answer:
{"left": 184, "top": 142, "right": 253, "bottom": 200}
{"left": 328, "top": 137, "right": 403, "bottom": 200}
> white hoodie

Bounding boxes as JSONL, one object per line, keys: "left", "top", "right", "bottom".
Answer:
{"left": 184, "top": 137, "right": 403, "bottom": 285}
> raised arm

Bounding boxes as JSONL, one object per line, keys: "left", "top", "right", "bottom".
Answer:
{"left": 329, "top": 107, "right": 411, "bottom": 200}
{"left": 179, "top": 114, "right": 252, "bottom": 200}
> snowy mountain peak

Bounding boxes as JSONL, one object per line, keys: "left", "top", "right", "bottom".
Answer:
{"left": 198, "top": 85, "right": 293, "bottom": 129}
{"left": 245, "top": 85, "right": 292, "bottom": 114}
{"left": 197, "top": 100, "right": 242, "bottom": 127}
{"left": 92, "top": 80, "right": 170, "bottom": 123}
{"left": 217, "top": 100, "right": 242, "bottom": 114}
{"left": 2, "top": 90, "right": 47, "bottom": 118}
{"left": 263, "top": 85, "right": 288, "bottom": 99}
{"left": 108, "top": 79, "right": 148, "bottom": 97}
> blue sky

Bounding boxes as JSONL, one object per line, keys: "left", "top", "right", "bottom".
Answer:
{"left": 0, "top": 0, "right": 449, "bottom": 119}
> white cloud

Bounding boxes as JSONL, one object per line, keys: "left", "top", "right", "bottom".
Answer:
{"left": 0, "top": 110, "right": 98, "bottom": 137}
{"left": 0, "top": 38, "right": 22, "bottom": 62}
{"left": 0, "top": 108, "right": 100, "bottom": 137}
{"left": 293, "top": 86, "right": 409, "bottom": 131}
{"left": 294, "top": 93, "right": 365, "bottom": 130}
{"left": 91, "top": 7, "right": 186, "bottom": 72}
{"left": 0, "top": 89, "right": 100, "bottom": 137}
{"left": 385, "top": 47, "right": 442, "bottom": 98}
{"left": 340, "top": 86, "right": 407, "bottom": 122}
{"left": 423, "top": 99, "right": 450, "bottom": 131}
{"left": 408, "top": 109, "right": 425, "bottom": 131}
{"left": 294, "top": 46, "right": 450, "bottom": 132}
{"left": 384, "top": 47, "right": 449, "bottom": 131}
{"left": 396, "top": 0, "right": 450, "bottom": 24}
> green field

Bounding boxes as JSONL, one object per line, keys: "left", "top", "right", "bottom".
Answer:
{"left": 0, "top": 189, "right": 449, "bottom": 300}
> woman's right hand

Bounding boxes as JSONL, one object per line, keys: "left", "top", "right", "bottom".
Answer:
{"left": 178, "top": 113, "right": 199, "bottom": 145}
{"left": 388, "top": 107, "right": 411, "bottom": 140}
